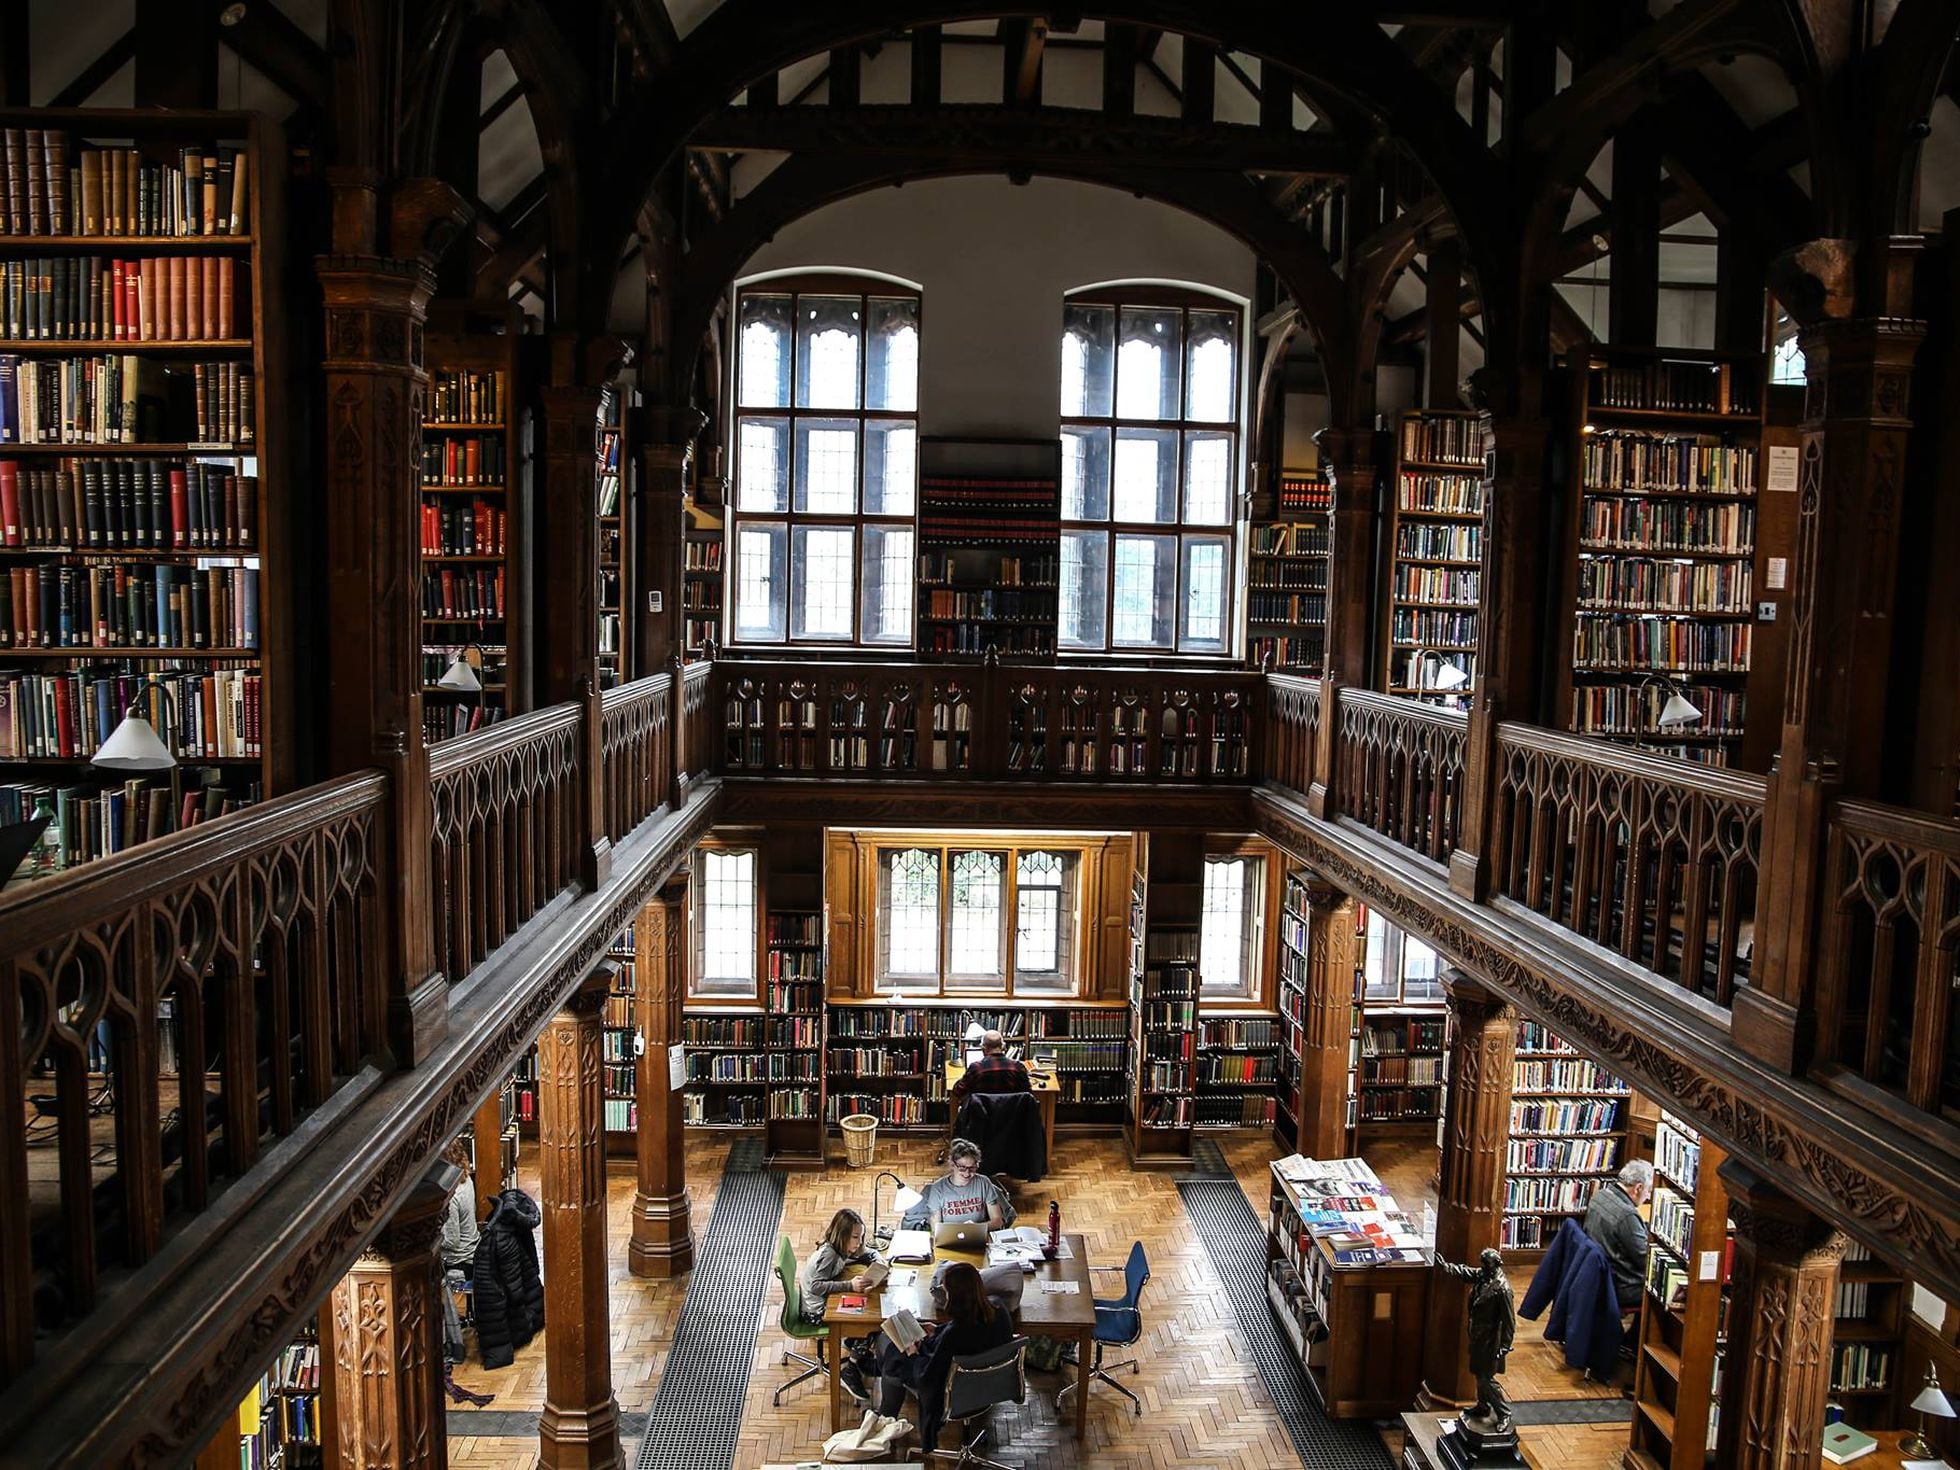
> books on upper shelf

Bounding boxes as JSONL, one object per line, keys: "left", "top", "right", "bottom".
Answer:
{"left": 916, "top": 437, "right": 1061, "bottom": 661}
{"left": 0, "top": 355, "right": 253, "bottom": 444}
{"left": 1, "top": 130, "right": 252, "bottom": 238}
{"left": 1, "top": 255, "right": 245, "bottom": 340}
{"left": 1249, "top": 469, "right": 1330, "bottom": 674}
{"left": 1383, "top": 411, "right": 1486, "bottom": 697}
{"left": 3, "top": 456, "right": 257, "bottom": 548}
{"left": 1503, "top": 1019, "right": 1630, "bottom": 1252}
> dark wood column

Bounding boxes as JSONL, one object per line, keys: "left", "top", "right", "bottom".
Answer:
{"left": 637, "top": 441, "right": 688, "bottom": 677}
{"left": 1308, "top": 425, "right": 1381, "bottom": 817}
{"left": 1425, "top": 238, "right": 1464, "bottom": 408}
{"left": 328, "top": 1169, "right": 455, "bottom": 1470}
{"left": 629, "top": 875, "right": 694, "bottom": 1277}
{"left": 1745, "top": 241, "right": 1926, "bottom": 1071}
{"left": 1420, "top": 972, "right": 1517, "bottom": 1408}
{"left": 1296, "top": 882, "right": 1358, "bottom": 1159}
{"left": 536, "top": 347, "right": 612, "bottom": 889}
{"left": 538, "top": 970, "right": 624, "bottom": 1470}
{"left": 471, "top": 1093, "right": 504, "bottom": 1221}
{"left": 1714, "top": 1161, "right": 1846, "bottom": 1470}
{"left": 319, "top": 244, "right": 447, "bottom": 1066}
{"left": 1608, "top": 118, "right": 1662, "bottom": 348}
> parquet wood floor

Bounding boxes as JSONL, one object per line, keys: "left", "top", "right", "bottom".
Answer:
{"left": 441, "top": 1133, "right": 1629, "bottom": 1470}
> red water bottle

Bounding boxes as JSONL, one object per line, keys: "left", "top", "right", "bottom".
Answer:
{"left": 1046, "top": 1199, "right": 1061, "bottom": 1257}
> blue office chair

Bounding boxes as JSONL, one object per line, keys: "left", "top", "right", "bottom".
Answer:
{"left": 1057, "top": 1241, "right": 1150, "bottom": 1415}
{"left": 930, "top": 1335, "right": 1028, "bottom": 1468}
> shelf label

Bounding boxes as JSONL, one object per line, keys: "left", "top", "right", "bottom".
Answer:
{"left": 1767, "top": 557, "right": 1788, "bottom": 590}
{"left": 1766, "top": 445, "right": 1800, "bottom": 493}
{"left": 1698, "top": 1249, "right": 1722, "bottom": 1282}
{"left": 668, "top": 1042, "right": 687, "bottom": 1090}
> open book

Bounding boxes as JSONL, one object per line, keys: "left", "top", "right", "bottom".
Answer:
{"left": 883, "top": 1307, "right": 927, "bottom": 1352}
{"left": 857, "top": 1260, "right": 891, "bottom": 1291}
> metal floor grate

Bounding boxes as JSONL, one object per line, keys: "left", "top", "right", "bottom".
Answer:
{"left": 633, "top": 1161, "right": 786, "bottom": 1470}
{"left": 1178, "top": 1179, "right": 1394, "bottom": 1470}
{"left": 1184, "top": 1138, "right": 1233, "bottom": 1179}
{"left": 1510, "top": 1397, "right": 1633, "bottom": 1426}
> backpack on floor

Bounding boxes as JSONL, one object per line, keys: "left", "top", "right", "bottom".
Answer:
{"left": 1023, "top": 1334, "right": 1066, "bottom": 1373}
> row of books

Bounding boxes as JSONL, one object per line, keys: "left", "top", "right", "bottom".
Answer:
{"left": 682, "top": 1093, "right": 765, "bottom": 1125}
{"left": 1587, "top": 359, "right": 1755, "bottom": 416}
{"left": 1651, "top": 1185, "right": 1695, "bottom": 1259}
{"left": 1140, "top": 1095, "right": 1193, "bottom": 1127}
{"left": 917, "top": 551, "right": 1057, "bottom": 585}
{"left": 1390, "top": 607, "right": 1477, "bottom": 647}
{"left": 1576, "top": 556, "right": 1753, "bottom": 614}
{"left": 0, "top": 255, "right": 242, "bottom": 341}
{"left": 826, "top": 1093, "right": 926, "bottom": 1125}
{"left": 1391, "top": 565, "right": 1479, "bottom": 605}
{"left": 420, "top": 434, "right": 506, "bottom": 485}
{"left": 422, "top": 566, "right": 505, "bottom": 620}
{"left": 682, "top": 1053, "right": 773, "bottom": 1083}
{"left": 1500, "top": 1214, "right": 1547, "bottom": 1250}
{"left": 921, "top": 624, "right": 1054, "bottom": 655}
{"left": 683, "top": 1016, "right": 764, "bottom": 1047}
{"left": 3, "top": 561, "right": 258, "bottom": 648}
{"left": 603, "top": 1062, "right": 635, "bottom": 1096}
{"left": 769, "top": 980, "right": 823, "bottom": 1014}
{"left": 1578, "top": 496, "right": 1754, "bottom": 555}
{"left": 1359, "top": 1087, "right": 1440, "bottom": 1121}
{"left": 1508, "top": 1135, "right": 1620, "bottom": 1173}
{"left": 1505, "top": 1175, "right": 1601, "bottom": 1214}
{"left": 427, "top": 369, "right": 505, "bottom": 425}
{"left": 1516, "top": 1022, "right": 1579, "bottom": 1055}
{"left": 0, "top": 666, "right": 262, "bottom": 759}
{"left": 1835, "top": 1281, "right": 1876, "bottom": 1319}
{"left": 1247, "top": 591, "right": 1326, "bottom": 624}
{"left": 420, "top": 499, "right": 505, "bottom": 557}
{"left": 1, "top": 133, "right": 251, "bottom": 238}
{"left": 1396, "top": 521, "right": 1481, "bottom": 562}
{"left": 680, "top": 580, "right": 716, "bottom": 610}
{"left": 4, "top": 774, "right": 257, "bottom": 875}
{"left": 1575, "top": 682, "right": 1747, "bottom": 738}
{"left": 1362, "top": 1055, "right": 1443, "bottom": 1085}
{"left": 1251, "top": 632, "right": 1322, "bottom": 668}
{"left": 1511, "top": 1097, "right": 1622, "bottom": 1134}
{"left": 768, "top": 1090, "right": 822, "bottom": 1119}
{"left": 1572, "top": 615, "right": 1752, "bottom": 673}
{"left": 1360, "top": 1018, "right": 1446, "bottom": 1055}
{"left": 1196, "top": 1094, "right": 1277, "bottom": 1127}
{"left": 827, "top": 1047, "right": 924, "bottom": 1077}
{"left": 1200, "top": 1054, "right": 1278, "bottom": 1084}
{"left": 921, "top": 587, "right": 1054, "bottom": 620}
{"left": 684, "top": 539, "right": 722, "bottom": 572}
{"left": 771, "top": 1017, "right": 823, "bottom": 1048}
{"left": 1656, "top": 1117, "right": 1703, "bottom": 1191}
{"left": 1398, "top": 471, "right": 1484, "bottom": 514}
{"left": 1250, "top": 523, "right": 1329, "bottom": 556}
{"left": 603, "top": 1098, "right": 637, "bottom": 1132}
{"left": 1276, "top": 474, "right": 1332, "bottom": 512}
{"left": 1831, "top": 1343, "right": 1892, "bottom": 1392}
{"left": 422, "top": 702, "right": 504, "bottom": 742}
{"left": 1036, "top": 1041, "right": 1127, "bottom": 1072}
{"left": 1401, "top": 415, "right": 1485, "bottom": 466}
{"left": 1512, "top": 1058, "right": 1628, "bottom": 1094}
{"left": 1201, "top": 1018, "right": 1279, "bottom": 1048}
{"left": 1581, "top": 433, "right": 1757, "bottom": 496}
{"left": 1, "top": 457, "right": 255, "bottom": 550}
{"left": 0, "top": 354, "right": 253, "bottom": 445}
{"left": 1248, "top": 561, "right": 1327, "bottom": 589}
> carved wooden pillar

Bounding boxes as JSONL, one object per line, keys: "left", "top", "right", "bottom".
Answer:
{"left": 538, "top": 970, "right": 624, "bottom": 1470}
{"left": 329, "top": 1169, "right": 455, "bottom": 1470}
{"left": 636, "top": 438, "right": 690, "bottom": 678}
{"left": 1714, "top": 1161, "right": 1846, "bottom": 1470}
{"left": 1296, "top": 883, "right": 1358, "bottom": 1158}
{"left": 1308, "top": 425, "right": 1380, "bottom": 818}
{"left": 1450, "top": 408, "right": 1552, "bottom": 900}
{"left": 1420, "top": 972, "right": 1516, "bottom": 1408}
{"left": 536, "top": 349, "right": 611, "bottom": 889}
{"left": 1746, "top": 240, "right": 1927, "bottom": 1071}
{"left": 319, "top": 246, "right": 446, "bottom": 1067}
{"left": 630, "top": 874, "right": 694, "bottom": 1277}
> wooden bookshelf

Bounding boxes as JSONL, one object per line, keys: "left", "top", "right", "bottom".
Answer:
{"left": 0, "top": 107, "right": 291, "bottom": 880}
{"left": 916, "top": 436, "right": 1060, "bottom": 660}
{"left": 682, "top": 504, "right": 722, "bottom": 660}
{"left": 680, "top": 1007, "right": 767, "bottom": 1129}
{"left": 1248, "top": 469, "right": 1330, "bottom": 673}
{"left": 1832, "top": 1240, "right": 1909, "bottom": 1430}
{"left": 601, "top": 941, "right": 637, "bottom": 1154}
{"left": 595, "top": 384, "right": 633, "bottom": 688}
{"left": 421, "top": 315, "right": 522, "bottom": 742}
{"left": 1382, "top": 410, "right": 1485, "bottom": 697}
{"left": 1195, "top": 1014, "right": 1282, "bottom": 1128}
{"left": 1558, "top": 347, "right": 1770, "bottom": 769}
{"left": 1628, "top": 1111, "right": 1730, "bottom": 1470}
{"left": 1355, "top": 1007, "right": 1446, "bottom": 1134}
{"left": 765, "top": 909, "right": 825, "bottom": 1159}
{"left": 1274, "top": 868, "right": 1312, "bottom": 1148}
{"left": 1128, "top": 927, "right": 1198, "bottom": 1163}
{"left": 1503, "top": 1019, "right": 1632, "bottom": 1253}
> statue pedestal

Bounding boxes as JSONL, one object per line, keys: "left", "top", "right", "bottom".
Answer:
{"left": 1399, "top": 1412, "right": 1529, "bottom": 1470}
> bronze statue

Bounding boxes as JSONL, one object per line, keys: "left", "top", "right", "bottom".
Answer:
{"left": 1437, "top": 1247, "right": 1517, "bottom": 1436}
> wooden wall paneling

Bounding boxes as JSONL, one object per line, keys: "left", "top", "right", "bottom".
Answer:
{"left": 1906, "top": 214, "right": 1960, "bottom": 814}
{"left": 1298, "top": 882, "right": 1359, "bottom": 1159}
{"left": 1746, "top": 389, "right": 1803, "bottom": 773}
{"left": 823, "top": 828, "right": 863, "bottom": 998}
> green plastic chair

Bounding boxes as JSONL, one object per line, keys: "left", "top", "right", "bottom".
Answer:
{"left": 773, "top": 1234, "right": 831, "bottom": 1405}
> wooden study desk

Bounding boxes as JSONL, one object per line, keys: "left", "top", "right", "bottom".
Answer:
{"left": 821, "top": 1231, "right": 1098, "bottom": 1441}
{"left": 942, "top": 1060, "right": 1058, "bottom": 1160}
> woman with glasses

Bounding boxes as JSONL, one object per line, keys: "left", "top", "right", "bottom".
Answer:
{"left": 900, "top": 1137, "right": 1015, "bottom": 1231}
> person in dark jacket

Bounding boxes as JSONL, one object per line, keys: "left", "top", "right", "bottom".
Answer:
{"left": 874, "top": 1261, "right": 1014, "bottom": 1452}
{"left": 470, "top": 1187, "right": 544, "bottom": 1370}
{"left": 950, "top": 1031, "right": 1031, "bottom": 1104}
{"left": 1519, "top": 1217, "right": 1624, "bottom": 1381}
{"left": 952, "top": 1090, "right": 1047, "bottom": 1183}
{"left": 1584, "top": 1160, "right": 1653, "bottom": 1312}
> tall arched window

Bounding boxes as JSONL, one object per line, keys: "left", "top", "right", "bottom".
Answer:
{"left": 730, "top": 275, "right": 921, "bottom": 646}
{"left": 1059, "top": 285, "right": 1242, "bottom": 655}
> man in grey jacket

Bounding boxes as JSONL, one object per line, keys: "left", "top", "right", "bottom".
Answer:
{"left": 1584, "top": 1159, "right": 1653, "bottom": 1313}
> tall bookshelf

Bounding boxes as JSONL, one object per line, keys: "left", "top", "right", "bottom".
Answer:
{"left": 1275, "top": 869, "right": 1311, "bottom": 1147}
{"left": 682, "top": 504, "right": 722, "bottom": 659}
{"left": 765, "top": 909, "right": 825, "bottom": 1159}
{"left": 1195, "top": 1015, "right": 1282, "bottom": 1129}
{"left": 1247, "top": 469, "right": 1330, "bottom": 673}
{"left": 1382, "top": 410, "right": 1485, "bottom": 697}
{"left": 1629, "top": 1110, "right": 1730, "bottom": 1470}
{"left": 680, "top": 1007, "right": 766, "bottom": 1128}
{"left": 1128, "top": 929, "right": 1198, "bottom": 1163}
{"left": 601, "top": 941, "right": 637, "bottom": 1152}
{"left": 1832, "top": 1240, "right": 1909, "bottom": 1431}
{"left": 1559, "top": 348, "right": 1766, "bottom": 767}
{"left": 916, "top": 437, "right": 1060, "bottom": 661}
{"left": 421, "top": 319, "right": 521, "bottom": 742}
{"left": 1503, "top": 1019, "right": 1631, "bottom": 1252}
{"left": 595, "top": 385, "right": 632, "bottom": 688}
{"left": 0, "top": 108, "right": 289, "bottom": 879}
{"left": 1356, "top": 1008, "right": 1445, "bottom": 1133}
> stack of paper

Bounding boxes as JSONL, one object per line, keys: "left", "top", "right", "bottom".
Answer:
{"left": 888, "top": 1230, "right": 933, "bottom": 1263}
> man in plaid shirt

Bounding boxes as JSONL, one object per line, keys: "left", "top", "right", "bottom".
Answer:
{"left": 950, "top": 1029, "right": 1030, "bottom": 1104}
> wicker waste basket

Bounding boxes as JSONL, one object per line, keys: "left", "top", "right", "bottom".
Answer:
{"left": 840, "top": 1113, "right": 879, "bottom": 1168}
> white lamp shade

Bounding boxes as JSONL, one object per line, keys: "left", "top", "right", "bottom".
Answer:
{"left": 1910, "top": 1381, "right": 1956, "bottom": 1418}
{"left": 964, "top": 1022, "right": 985, "bottom": 1043}
{"left": 437, "top": 653, "right": 483, "bottom": 693}
{"left": 92, "top": 713, "right": 177, "bottom": 772}
{"left": 893, "top": 1185, "right": 925, "bottom": 1213}
{"left": 1432, "top": 661, "right": 1470, "bottom": 692}
{"left": 1657, "top": 690, "right": 1703, "bottom": 729}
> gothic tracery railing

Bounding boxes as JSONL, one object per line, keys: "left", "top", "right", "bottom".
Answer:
{"left": 600, "top": 673, "right": 672, "bottom": 840}
{"left": 1334, "top": 689, "right": 1467, "bottom": 864}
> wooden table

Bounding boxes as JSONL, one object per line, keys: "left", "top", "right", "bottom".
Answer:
{"left": 822, "top": 1231, "right": 1098, "bottom": 1442}
{"left": 942, "top": 1060, "right": 1059, "bottom": 1161}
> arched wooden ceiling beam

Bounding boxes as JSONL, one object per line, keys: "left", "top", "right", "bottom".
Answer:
{"left": 666, "top": 150, "right": 1360, "bottom": 423}
{"left": 589, "top": 3, "right": 1512, "bottom": 347}
{"left": 1865, "top": 0, "right": 1960, "bottom": 237}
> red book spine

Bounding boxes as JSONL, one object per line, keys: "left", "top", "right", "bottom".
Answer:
{"left": 169, "top": 468, "right": 189, "bottom": 549}
{"left": 54, "top": 675, "right": 75, "bottom": 757}
{"left": 0, "top": 460, "right": 18, "bottom": 547}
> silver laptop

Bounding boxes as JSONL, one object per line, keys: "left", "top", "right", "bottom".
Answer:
{"left": 933, "top": 1220, "right": 988, "bottom": 1252}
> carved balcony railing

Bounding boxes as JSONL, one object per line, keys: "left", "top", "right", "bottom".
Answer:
{"left": 1488, "top": 723, "right": 1763, "bottom": 1008}
{"left": 712, "top": 659, "right": 1262, "bottom": 784}
{"left": 428, "top": 703, "right": 583, "bottom": 985}
{"left": 600, "top": 673, "right": 672, "bottom": 841}
{"left": 1334, "top": 689, "right": 1467, "bottom": 865}
{"left": 0, "top": 772, "right": 387, "bottom": 1380}
{"left": 679, "top": 659, "right": 714, "bottom": 791}
{"left": 1264, "top": 673, "right": 1322, "bottom": 796}
{"left": 1815, "top": 798, "right": 1960, "bottom": 1120}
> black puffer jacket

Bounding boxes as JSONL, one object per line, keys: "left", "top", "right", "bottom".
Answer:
{"left": 471, "top": 1188, "right": 544, "bottom": 1368}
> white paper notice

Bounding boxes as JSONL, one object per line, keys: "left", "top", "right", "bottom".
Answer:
{"left": 1767, "top": 557, "right": 1788, "bottom": 591}
{"left": 668, "top": 1042, "right": 686, "bottom": 1090}
{"left": 1699, "top": 1249, "right": 1722, "bottom": 1282}
{"left": 1767, "top": 444, "right": 1800, "bottom": 493}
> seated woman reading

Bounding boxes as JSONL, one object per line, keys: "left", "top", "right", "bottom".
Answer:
{"left": 873, "top": 1261, "right": 1013, "bottom": 1447}
{"left": 900, "top": 1138, "right": 1015, "bottom": 1231}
